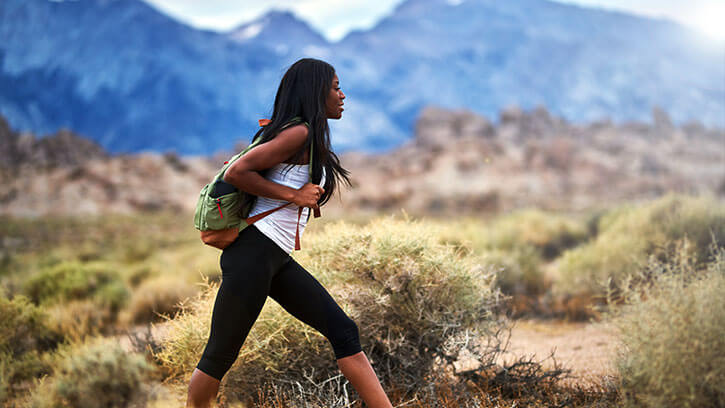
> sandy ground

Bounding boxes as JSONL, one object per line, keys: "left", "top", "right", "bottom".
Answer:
{"left": 497, "top": 319, "right": 617, "bottom": 386}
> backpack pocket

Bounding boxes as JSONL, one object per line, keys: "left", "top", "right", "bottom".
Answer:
{"left": 194, "top": 183, "right": 211, "bottom": 230}
{"left": 203, "top": 191, "right": 242, "bottom": 230}
{"left": 200, "top": 228, "right": 240, "bottom": 249}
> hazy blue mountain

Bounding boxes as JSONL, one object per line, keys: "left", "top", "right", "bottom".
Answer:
{"left": 0, "top": 0, "right": 723, "bottom": 154}
{"left": 228, "top": 10, "right": 328, "bottom": 53}
{"left": 0, "top": 0, "right": 287, "bottom": 153}
{"left": 331, "top": 0, "right": 724, "bottom": 138}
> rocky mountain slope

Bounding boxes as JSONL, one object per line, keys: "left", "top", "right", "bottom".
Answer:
{"left": 1, "top": 108, "right": 722, "bottom": 217}
{"left": 0, "top": 116, "right": 107, "bottom": 172}
{"left": 0, "top": 116, "right": 217, "bottom": 216}
{"left": 1, "top": 0, "right": 722, "bottom": 154}
{"left": 333, "top": 105, "right": 725, "bottom": 215}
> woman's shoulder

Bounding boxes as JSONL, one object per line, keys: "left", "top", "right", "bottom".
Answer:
{"left": 272, "top": 123, "right": 308, "bottom": 151}
{"left": 276, "top": 120, "right": 310, "bottom": 164}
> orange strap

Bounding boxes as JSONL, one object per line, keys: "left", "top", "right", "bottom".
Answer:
{"left": 245, "top": 202, "right": 291, "bottom": 225}
{"left": 245, "top": 202, "right": 316, "bottom": 251}
{"left": 295, "top": 207, "right": 303, "bottom": 251}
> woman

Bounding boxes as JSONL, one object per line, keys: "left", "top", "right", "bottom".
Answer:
{"left": 186, "top": 58, "right": 393, "bottom": 408}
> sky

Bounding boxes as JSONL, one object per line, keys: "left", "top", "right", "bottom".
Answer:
{"left": 142, "top": 0, "right": 725, "bottom": 42}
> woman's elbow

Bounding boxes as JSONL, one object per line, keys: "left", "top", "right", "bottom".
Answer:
{"left": 222, "top": 168, "right": 242, "bottom": 187}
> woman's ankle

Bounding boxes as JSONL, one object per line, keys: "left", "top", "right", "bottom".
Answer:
{"left": 186, "top": 368, "right": 221, "bottom": 408}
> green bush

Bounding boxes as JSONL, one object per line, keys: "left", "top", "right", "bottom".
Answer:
{"left": 0, "top": 295, "right": 60, "bottom": 403}
{"left": 479, "top": 246, "right": 545, "bottom": 295}
{"left": 22, "top": 261, "right": 128, "bottom": 306}
{"left": 1, "top": 350, "right": 52, "bottom": 403}
{"left": 483, "top": 209, "right": 590, "bottom": 259}
{"left": 556, "top": 192, "right": 725, "bottom": 297}
{"left": 300, "top": 218, "right": 502, "bottom": 391}
{"left": 610, "top": 244, "right": 725, "bottom": 407}
{"left": 29, "top": 339, "right": 155, "bottom": 408}
{"left": 120, "top": 239, "right": 156, "bottom": 263}
{"left": 435, "top": 210, "right": 588, "bottom": 296}
{"left": 157, "top": 217, "right": 503, "bottom": 401}
{"left": 93, "top": 279, "right": 130, "bottom": 314}
{"left": 0, "top": 295, "right": 59, "bottom": 355}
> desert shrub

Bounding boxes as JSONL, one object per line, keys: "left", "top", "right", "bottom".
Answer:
{"left": 295, "top": 217, "right": 502, "bottom": 391}
{"left": 556, "top": 192, "right": 725, "bottom": 297}
{"left": 29, "top": 339, "right": 155, "bottom": 408}
{"left": 0, "top": 250, "right": 14, "bottom": 277}
{"left": 482, "top": 209, "right": 590, "bottom": 259}
{"left": 126, "top": 264, "right": 156, "bottom": 287}
{"left": 134, "top": 238, "right": 222, "bottom": 285}
{"left": 19, "top": 262, "right": 129, "bottom": 335}
{"left": 436, "top": 211, "right": 587, "bottom": 296}
{"left": 153, "top": 278, "right": 217, "bottom": 377}
{"left": 609, "top": 243, "right": 725, "bottom": 407}
{"left": 121, "top": 275, "right": 197, "bottom": 324}
{"left": 157, "top": 217, "right": 503, "bottom": 402}
{"left": 120, "top": 238, "right": 157, "bottom": 263}
{"left": 0, "top": 295, "right": 60, "bottom": 403}
{"left": 1, "top": 350, "right": 52, "bottom": 402}
{"left": 436, "top": 210, "right": 588, "bottom": 258}
{"left": 22, "top": 261, "right": 128, "bottom": 306}
{"left": 0, "top": 295, "right": 59, "bottom": 355}
{"left": 480, "top": 246, "right": 545, "bottom": 295}
{"left": 93, "top": 278, "right": 130, "bottom": 314}
{"left": 45, "top": 299, "right": 113, "bottom": 341}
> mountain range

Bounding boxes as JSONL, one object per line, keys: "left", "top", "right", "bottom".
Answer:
{"left": 1, "top": 0, "right": 723, "bottom": 154}
{"left": 2, "top": 106, "right": 722, "bottom": 217}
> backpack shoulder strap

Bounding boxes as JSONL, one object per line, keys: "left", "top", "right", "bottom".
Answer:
{"left": 299, "top": 121, "right": 321, "bottom": 220}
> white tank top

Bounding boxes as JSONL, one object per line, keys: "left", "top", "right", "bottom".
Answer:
{"left": 248, "top": 162, "right": 326, "bottom": 254}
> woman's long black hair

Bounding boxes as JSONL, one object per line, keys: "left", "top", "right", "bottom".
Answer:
{"left": 250, "top": 58, "right": 350, "bottom": 206}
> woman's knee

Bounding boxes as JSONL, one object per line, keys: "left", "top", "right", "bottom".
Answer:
{"left": 329, "top": 315, "right": 362, "bottom": 359}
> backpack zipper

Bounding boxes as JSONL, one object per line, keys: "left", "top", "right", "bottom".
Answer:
{"left": 215, "top": 198, "right": 223, "bottom": 218}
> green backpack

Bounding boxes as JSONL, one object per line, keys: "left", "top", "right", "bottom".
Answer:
{"left": 193, "top": 117, "right": 318, "bottom": 250}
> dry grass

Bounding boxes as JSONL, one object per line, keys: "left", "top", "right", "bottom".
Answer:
{"left": 120, "top": 275, "right": 198, "bottom": 325}
{"left": 608, "top": 241, "right": 725, "bottom": 408}
{"left": 44, "top": 299, "right": 113, "bottom": 341}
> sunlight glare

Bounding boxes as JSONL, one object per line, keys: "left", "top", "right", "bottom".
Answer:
{"left": 690, "top": 3, "right": 725, "bottom": 41}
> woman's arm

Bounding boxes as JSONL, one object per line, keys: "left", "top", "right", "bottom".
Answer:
{"left": 223, "top": 124, "right": 323, "bottom": 208}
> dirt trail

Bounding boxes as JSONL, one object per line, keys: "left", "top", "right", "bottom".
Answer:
{"left": 498, "top": 319, "right": 617, "bottom": 386}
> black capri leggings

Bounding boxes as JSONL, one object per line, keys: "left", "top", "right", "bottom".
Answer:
{"left": 196, "top": 224, "right": 362, "bottom": 381}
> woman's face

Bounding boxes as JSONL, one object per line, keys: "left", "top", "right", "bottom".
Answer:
{"left": 325, "top": 74, "right": 345, "bottom": 119}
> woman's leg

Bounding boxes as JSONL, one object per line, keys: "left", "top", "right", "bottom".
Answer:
{"left": 269, "top": 258, "right": 393, "bottom": 408}
{"left": 187, "top": 227, "right": 290, "bottom": 407}
{"left": 337, "top": 351, "right": 393, "bottom": 408}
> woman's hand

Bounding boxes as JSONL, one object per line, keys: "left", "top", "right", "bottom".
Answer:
{"left": 293, "top": 183, "right": 324, "bottom": 209}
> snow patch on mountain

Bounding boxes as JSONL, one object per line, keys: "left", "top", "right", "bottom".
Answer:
{"left": 232, "top": 22, "right": 264, "bottom": 41}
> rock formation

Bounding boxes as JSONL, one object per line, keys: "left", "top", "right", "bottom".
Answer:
{"left": 0, "top": 107, "right": 723, "bottom": 217}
